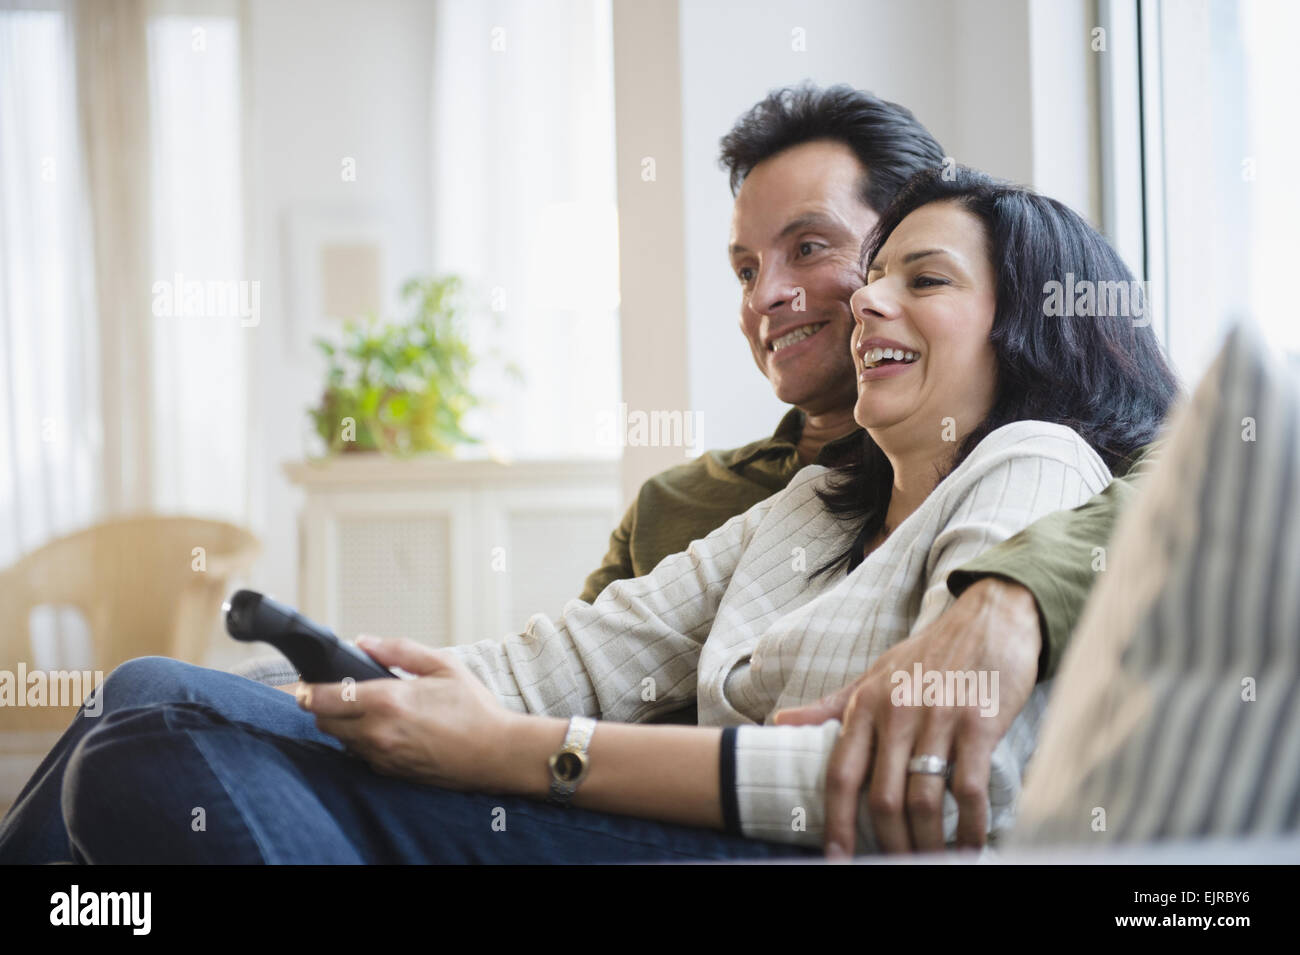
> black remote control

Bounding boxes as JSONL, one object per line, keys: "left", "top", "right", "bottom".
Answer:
{"left": 224, "top": 589, "right": 398, "bottom": 683}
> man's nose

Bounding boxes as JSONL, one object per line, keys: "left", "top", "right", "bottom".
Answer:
{"left": 750, "top": 262, "right": 799, "bottom": 315}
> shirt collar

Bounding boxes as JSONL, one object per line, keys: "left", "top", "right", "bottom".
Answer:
{"left": 725, "top": 407, "right": 861, "bottom": 472}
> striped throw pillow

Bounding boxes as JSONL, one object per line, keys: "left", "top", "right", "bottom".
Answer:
{"left": 1010, "top": 322, "right": 1300, "bottom": 846}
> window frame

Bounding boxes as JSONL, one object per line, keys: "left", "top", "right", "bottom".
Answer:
{"left": 1097, "top": 0, "right": 1169, "bottom": 349}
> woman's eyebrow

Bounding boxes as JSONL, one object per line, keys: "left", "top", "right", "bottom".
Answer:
{"left": 864, "top": 248, "right": 957, "bottom": 272}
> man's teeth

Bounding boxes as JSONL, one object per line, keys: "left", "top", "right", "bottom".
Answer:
{"left": 862, "top": 346, "right": 920, "bottom": 369}
{"left": 771, "top": 323, "right": 827, "bottom": 352}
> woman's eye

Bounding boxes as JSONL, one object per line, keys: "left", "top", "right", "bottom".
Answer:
{"left": 737, "top": 267, "right": 755, "bottom": 284}
{"left": 913, "top": 275, "right": 948, "bottom": 288}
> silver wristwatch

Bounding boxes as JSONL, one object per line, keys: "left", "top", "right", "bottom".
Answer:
{"left": 547, "top": 716, "right": 596, "bottom": 806}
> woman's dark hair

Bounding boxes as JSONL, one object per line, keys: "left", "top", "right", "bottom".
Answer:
{"left": 718, "top": 83, "right": 945, "bottom": 215}
{"left": 813, "top": 165, "right": 1182, "bottom": 577}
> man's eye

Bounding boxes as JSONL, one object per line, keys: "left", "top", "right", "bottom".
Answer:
{"left": 798, "top": 241, "right": 822, "bottom": 257}
{"left": 737, "top": 267, "right": 755, "bottom": 284}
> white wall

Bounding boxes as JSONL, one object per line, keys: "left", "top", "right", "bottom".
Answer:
{"left": 241, "top": 0, "right": 436, "bottom": 610}
{"left": 951, "top": 0, "right": 1034, "bottom": 185}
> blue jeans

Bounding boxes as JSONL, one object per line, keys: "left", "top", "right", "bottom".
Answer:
{"left": 0, "top": 657, "right": 820, "bottom": 864}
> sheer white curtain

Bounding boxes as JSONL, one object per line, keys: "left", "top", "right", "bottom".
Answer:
{"left": 147, "top": 6, "right": 247, "bottom": 520}
{"left": 0, "top": 0, "right": 248, "bottom": 569}
{"left": 74, "top": 0, "right": 154, "bottom": 514}
{"left": 0, "top": 3, "right": 101, "bottom": 566}
{"left": 431, "top": 0, "right": 621, "bottom": 459}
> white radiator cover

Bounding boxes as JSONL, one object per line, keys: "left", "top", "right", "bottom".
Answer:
{"left": 284, "top": 456, "right": 621, "bottom": 646}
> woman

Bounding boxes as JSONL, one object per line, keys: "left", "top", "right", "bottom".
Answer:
{"left": 0, "top": 167, "right": 1178, "bottom": 863}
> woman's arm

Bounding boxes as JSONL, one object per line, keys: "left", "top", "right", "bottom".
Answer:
{"left": 443, "top": 478, "right": 795, "bottom": 724}
{"left": 302, "top": 637, "right": 728, "bottom": 830}
{"left": 499, "top": 714, "right": 725, "bottom": 829}
{"left": 303, "top": 473, "right": 829, "bottom": 831}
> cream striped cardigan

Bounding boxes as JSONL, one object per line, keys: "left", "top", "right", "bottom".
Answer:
{"left": 447, "top": 420, "right": 1112, "bottom": 851}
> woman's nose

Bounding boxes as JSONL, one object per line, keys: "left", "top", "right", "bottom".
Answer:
{"left": 850, "top": 283, "right": 883, "bottom": 323}
{"left": 851, "top": 278, "right": 904, "bottom": 325}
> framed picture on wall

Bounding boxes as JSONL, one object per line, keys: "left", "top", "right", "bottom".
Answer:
{"left": 283, "top": 206, "right": 397, "bottom": 355}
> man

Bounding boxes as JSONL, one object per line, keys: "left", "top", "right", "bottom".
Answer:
{"left": 579, "top": 83, "right": 1157, "bottom": 854}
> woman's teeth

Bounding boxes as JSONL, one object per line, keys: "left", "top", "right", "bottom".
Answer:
{"left": 862, "top": 347, "right": 920, "bottom": 369}
{"left": 771, "top": 322, "right": 827, "bottom": 352}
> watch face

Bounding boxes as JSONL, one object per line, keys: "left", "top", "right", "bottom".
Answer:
{"left": 553, "top": 751, "right": 585, "bottom": 782}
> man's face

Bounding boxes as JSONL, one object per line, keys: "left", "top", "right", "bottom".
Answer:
{"left": 728, "top": 139, "right": 878, "bottom": 415}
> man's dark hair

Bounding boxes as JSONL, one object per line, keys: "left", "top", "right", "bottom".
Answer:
{"left": 718, "top": 83, "right": 946, "bottom": 214}
{"left": 813, "top": 164, "right": 1182, "bottom": 578}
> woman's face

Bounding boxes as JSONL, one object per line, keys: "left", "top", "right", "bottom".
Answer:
{"left": 849, "top": 200, "right": 999, "bottom": 452}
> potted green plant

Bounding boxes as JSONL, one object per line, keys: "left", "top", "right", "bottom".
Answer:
{"left": 308, "top": 275, "right": 484, "bottom": 457}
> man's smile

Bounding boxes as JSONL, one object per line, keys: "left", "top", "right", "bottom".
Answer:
{"left": 765, "top": 321, "right": 835, "bottom": 364}
{"left": 767, "top": 321, "right": 829, "bottom": 352}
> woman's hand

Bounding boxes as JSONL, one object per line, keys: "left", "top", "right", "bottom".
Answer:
{"left": 295, "top": 636, "right": 521, "bottom": 792}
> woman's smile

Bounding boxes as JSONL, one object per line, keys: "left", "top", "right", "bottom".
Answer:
{"left": 855, "top": 337, "right": 923, "bottom": 382}
{"left": 858, "top": 358, "right": 920, "bottom": 382}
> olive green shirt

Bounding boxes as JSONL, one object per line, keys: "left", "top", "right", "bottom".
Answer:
{"left": 580, "top": 408, "right": 1158, "bottom": 682}
{"left": 948, "top": 439, "right": 1160, "bottom": 680}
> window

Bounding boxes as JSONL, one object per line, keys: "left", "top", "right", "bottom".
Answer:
{"left": 1136, "top": 0, "right": 1300, "bottom": 383}
{"left": 430, "top": 0, "right": 620, "bottom": 459}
